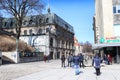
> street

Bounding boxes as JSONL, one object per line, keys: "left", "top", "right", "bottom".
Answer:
{"left": 0, "top": 59, "right": 120, "bottom": 80}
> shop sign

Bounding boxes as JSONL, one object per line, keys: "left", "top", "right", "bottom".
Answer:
{"left": 100, "top": 37, "right": 120, "bottom": 43}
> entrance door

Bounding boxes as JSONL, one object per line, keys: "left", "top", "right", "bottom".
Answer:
{"left": 50, "top": 52, "right": 53, "bottom": 59}
{"left": 57, "top": 52, "right": 60, "bottom": 59}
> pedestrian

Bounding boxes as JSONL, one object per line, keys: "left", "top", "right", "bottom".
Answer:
{"left": 61, "top": 53, "right": 66, "bottom": 67}
{"left": 92, "top": 53, "right": 101, "bottom": 76}
{"left": 67, "top": 54, "right": 73, "bottom": 67}
{"left": 47, "top": 55, "right": 50, "bottom": 62}
{"left": 103, "top": 54, "right": 108, "bottom": 64}
{"left": 107, "top": 53, "right": 112, "bottom": 65}
{"left": 79, "top": 53, "right": 84, "bottom": 68}
{"left": 73, "top": 54, "right": 80, "bottom": 75}
{"left": 44, "top": 55, "right": 47, "bottom": 62}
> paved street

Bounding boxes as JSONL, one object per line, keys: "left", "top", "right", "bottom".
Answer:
{"left": 0, "top": 59, "right": 120, "bottom": 80}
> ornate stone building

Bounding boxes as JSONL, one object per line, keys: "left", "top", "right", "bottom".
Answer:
{"left": 0, "top": 13, "right": 74, "bottom": 60}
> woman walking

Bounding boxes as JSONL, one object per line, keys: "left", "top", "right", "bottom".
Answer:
{"left": 92, "top": 53, "right": 101, "bottom": 76}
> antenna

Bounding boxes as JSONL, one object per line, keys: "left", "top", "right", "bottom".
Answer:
{"left": 47, "top": 0, "right": 51, "bottom": 14}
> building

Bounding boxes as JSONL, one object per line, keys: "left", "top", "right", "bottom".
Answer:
{"left": 0, "top": 13, "right": 74, "bottom": 62}
{"left": 93, "top": 0, "right": 120, "bottom": 63}
{"left": 74, "top": 37, "right": 83, "bottom": 55}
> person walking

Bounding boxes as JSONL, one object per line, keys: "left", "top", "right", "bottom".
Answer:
{"left": 79, "top": 53, "right": 84, "bottom": 68}
{"left": 44, "top": 55, "right": 47, "bottom": 62}
{"left": 92, "top": 53, "right": 101, "bottom": 76}
{"left": 61, "top": 53, "right": 66, "bottom": 67}
{"left": 67, "top": 54, "right": 73, "bottom": 67}
{"left": 73, "top": 54, "right": 80, "bottom": 75}
{"left": 107, "top": 53, "right": 112, "bottom": 65}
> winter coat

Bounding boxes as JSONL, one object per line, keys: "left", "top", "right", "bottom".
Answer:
{"left": 73, "top": 56, "right": 80, "bottom": 65}
{"left": 92, "top": 56, "right": 101, "bottom": 68}
{"left": 79, "top": 54, "right": 84, "bottom": 62}
{"left": 67, "top": 55, "right": 73, "bottom": 62}
{"left": 61, "top": 55, "right": 65, "bottom": 62}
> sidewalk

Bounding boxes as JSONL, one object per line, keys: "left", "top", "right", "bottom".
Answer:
{"left": 14, "top": 60, "right": 120, "bottom": 80}
{"left": 1, "top": 59, "right": 120, "bottom": 80}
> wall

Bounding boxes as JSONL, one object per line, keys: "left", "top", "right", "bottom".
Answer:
{"left": 2, "top": 51, "right": 19, "bottom": 63}
{"left": 102, "top": 0, "right": 114, "bottom": 38}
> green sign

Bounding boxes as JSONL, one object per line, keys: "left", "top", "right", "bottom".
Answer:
{"left": 100, "top": 37, "right": 120, "bottom": 43}
{"left": 100, "top": 38, "right": 105, "bottom": 43}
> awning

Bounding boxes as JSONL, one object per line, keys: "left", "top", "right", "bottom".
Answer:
{"left": 92, "top": 43, "right": 120, "bottom": 50}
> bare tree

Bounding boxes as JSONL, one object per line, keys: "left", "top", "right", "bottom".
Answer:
{"left": 0, "top": 0, "right": 45, "bottom": 51}
{"left": 0, "top": 0, "right": 44, "bottom": 39}
{"left": 83, "top": 41, "right": 92, "bottom": 53}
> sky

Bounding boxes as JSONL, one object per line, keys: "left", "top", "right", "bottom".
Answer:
{"left": 1, "top": 0, "right": 95, "bottom": 43}
{"left": 44, "top": 0, "right": 95, "bottom": 43}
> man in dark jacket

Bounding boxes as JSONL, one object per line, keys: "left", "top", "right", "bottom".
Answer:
{"left": 79, "top": 53, "right": 84, "bottom": 68}
{"left": 67, "top": 54, "right": 73, "bottom": 67}
{"left": 61, "top": 54, "right": 66, "bottom": 67}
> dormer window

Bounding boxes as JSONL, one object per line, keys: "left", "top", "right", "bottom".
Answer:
{"left": 10, "top": 21, "right": 13, "bottom": 26}
{"left": 29, "top": 19, "right": 32, "bottom": 25}
{"left": 4, "top": 22, "right": 7, "bottom": 26}
{"left": 39, "top": 18, "right": 42, "bottom": 23}
{"left": 46, "top": 18, "right": 49, "bottom": 23}
{"left": 23, "top": 20, "right": 27, "bottom": 25}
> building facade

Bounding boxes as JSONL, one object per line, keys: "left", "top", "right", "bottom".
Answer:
{"left": 74, "top": 37, "right": 83, "bottom": 55}
{"left": 0, "top": 13, "right": 74, "bottom": 60}
{"left": 93, "top": 0, "right": 120, "bottom": 63}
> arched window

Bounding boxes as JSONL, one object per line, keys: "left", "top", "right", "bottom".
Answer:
{"left": 24, "top": 30, "right": 27, "bottom": 35}
{"left": 50, "top": 38, "right": 53, "bottom": 47}
{"left": 38, "top": 28, "right": 42, "bottom": 34}
{"left": 29, "top": 29, "right": 32, "bottom": 35}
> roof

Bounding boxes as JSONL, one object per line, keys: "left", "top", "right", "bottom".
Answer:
{"left": 92, "top": 43, "right": 120, "bottom": 50}
{"left": 1, "top": 13, "right": 74, "bottom": 33}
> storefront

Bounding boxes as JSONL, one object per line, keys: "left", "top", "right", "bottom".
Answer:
{"left": 92, "top": 43, "right": 120, "bottom": 63}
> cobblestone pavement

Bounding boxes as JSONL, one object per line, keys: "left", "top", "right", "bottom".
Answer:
{"left": 0, "top": 59, "right": 120, "bottom": 80}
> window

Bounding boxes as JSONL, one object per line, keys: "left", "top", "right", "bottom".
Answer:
{"left": 118, "top": 10, "right": 120, "bottom": 13}
{"left": 10, "top": 21, "right": 13, "bottom": 26}
{"left": 39, "top": 18, "right": 42, "bottom": 23}
{"left": 38, "top": 29, "right": 42, "bottom": 34}
{"left": 23, "top": 20, "right": 27, "bottom": 25}
{"left": 29, "top": 19, "right": 32, "bottom": 25}
{"left": 46, "top": 18, "right": 49, "bottom": 23}
{"left": 46, "top": 27, "right": 50, "bottom": 32}
{"left": 113, "top": 6, "right": 116, "bottom": 13}
{"left": 29, "top": 29, "right": 32, "bottom": 35}
{"left": 50, "top": 38, "right": 53, "bottom": 47}
{"left": 24, "top": 30, "right": 27, "bottom": 35}
{"left": 4, "top": 22, "right": 7, "bottom": 26}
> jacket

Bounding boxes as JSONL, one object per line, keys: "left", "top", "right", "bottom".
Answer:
{"left": 92, "top": 56, "right": 101, "bottom": 68}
